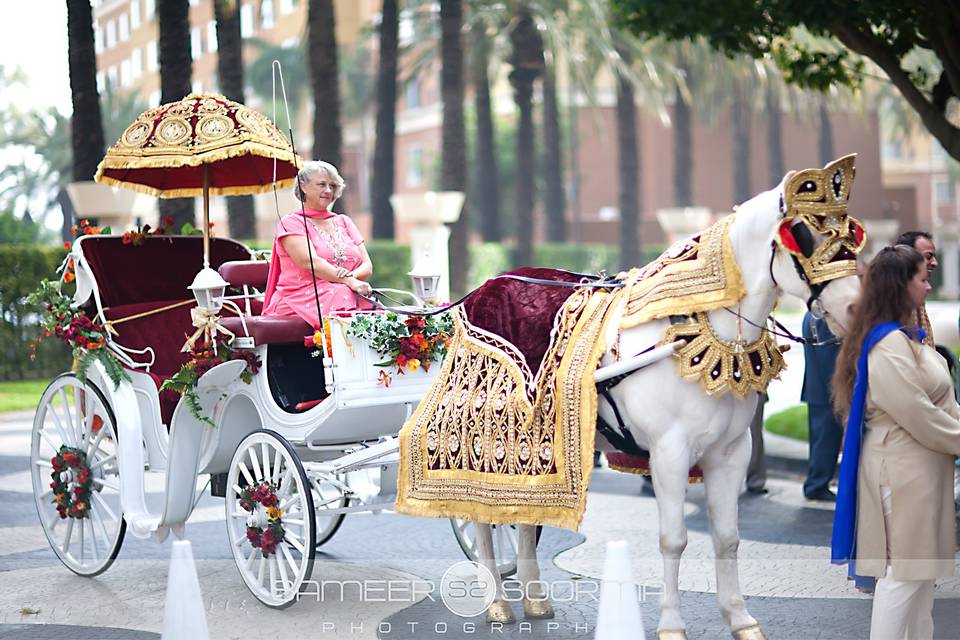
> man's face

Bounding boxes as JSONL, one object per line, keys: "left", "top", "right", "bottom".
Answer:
{"left": 914, "top": 236, "right": 939, "bottom": 274}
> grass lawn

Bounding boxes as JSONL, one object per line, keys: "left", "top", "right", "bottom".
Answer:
{"left": 0, "top": 379, "right": 49, "bottom": 413}
{"left": 764, "top": 404, "right": 808, "bottom": 441}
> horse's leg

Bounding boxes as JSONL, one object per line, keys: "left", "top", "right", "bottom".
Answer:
{"left": 474, "top": 522, "right": 516, "bottom": 623}
{"left": 651, "top": 434, "right": 693, "bottom": 638}
{"left": 516, "top": 524, "right": 554, "bottom": 619}
{"left": 699, "top": 430, "right": 766, "bottom": 640}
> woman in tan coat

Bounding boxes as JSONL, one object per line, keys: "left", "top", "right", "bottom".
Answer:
{"left": 832, "top": 245, "right": 960, "bottom": 639}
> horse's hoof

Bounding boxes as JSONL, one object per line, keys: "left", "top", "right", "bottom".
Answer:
{"left": 657, "top": 630, "right": 688, "bottom": 640}
{"left": 522, "top": 597, "right": 555, "bottom": 619}
{"left": 486, "top": 599, "right": 516, "bottom": 624}
{"left": 731, "top": 624, "right": 767, "bottom": 640}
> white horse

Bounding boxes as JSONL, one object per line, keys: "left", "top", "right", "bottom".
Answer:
{"left": 473, "top": 158, "right": 863, "bottom": 639}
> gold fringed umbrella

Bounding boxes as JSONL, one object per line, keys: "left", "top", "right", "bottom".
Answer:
{"left": 95, "top": 92, "right": 301, "bottom": 267}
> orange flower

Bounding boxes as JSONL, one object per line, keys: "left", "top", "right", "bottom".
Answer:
{"left": 407, "top": 358, "right": 420, "bottom": 372}
{"left": 64, "top": 271, "right": 75, "bottom": 283}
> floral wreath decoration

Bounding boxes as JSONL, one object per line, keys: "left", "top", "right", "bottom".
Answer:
{"left": 50, "top": 445, "right": 95, "bottom": 519}
{"left": 239, "top": 482, "right": 285, "bottom": 556}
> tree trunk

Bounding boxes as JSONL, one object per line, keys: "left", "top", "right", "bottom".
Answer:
{"left": 616, "top": 52, "right": 641, "bottom": 270}
{"left": 818, "top": 103, "right": 835, "bottom": 165}
{"left": 731, "top": 79, "right": 752, "bottom": 205}
{"left": 673, "top": 80, "right": 693, "bottom": 207}
{"left": 158, "top": 0, "right": 195, "bottom": 229}
{"left": 472, "top": 29, "right": 500, "bottom": 242}
{"left": 508, "top": 7, "right": 544, "bottom": 267}
{"left": 371, "top": 0, "right": 398, "bottom": 239}
{"left": 765, "top": 82, "right": 785, "bottom": 187}
{"left": 66, "top": 0, "right": 106, "bottom": 232}
{"left": 308, "top": 0, "right": 342, "bottom": 168}
{"left": 214, "top": 0, "right": 256, "bottom": 239}
{"left": 542, "top": 63, "right": 566, "bottom": 242}
{"left": 441, "top": 0, "right": 468, "bottom": 296}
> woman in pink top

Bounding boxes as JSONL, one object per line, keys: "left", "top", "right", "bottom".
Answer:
{"left": 262, "top": 161, "right": 374, "bottom": 329}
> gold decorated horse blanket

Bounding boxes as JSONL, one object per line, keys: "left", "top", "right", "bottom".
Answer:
{"left": 395, "top": 269, "right": 621, "bottom": 531}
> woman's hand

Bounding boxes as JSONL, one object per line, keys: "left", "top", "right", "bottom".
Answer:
{"left": 334, "top": 266, "right": 353, "bottom": 279}
{"left": 347, "top": 276, "right": 373, "bottom": 297}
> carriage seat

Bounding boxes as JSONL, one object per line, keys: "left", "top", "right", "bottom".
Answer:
{"left": 219, "top": 260, "right": 269, "bottom": 289}
{"left": 221, "top": 315, "right": 312, "bottom": 346}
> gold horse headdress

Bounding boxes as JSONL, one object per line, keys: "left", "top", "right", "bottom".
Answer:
{"left": 775, "top": 154, "right": 865, "bottom": 285}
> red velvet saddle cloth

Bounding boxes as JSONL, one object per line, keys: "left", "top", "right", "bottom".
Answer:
{"left": 606, "top": 452, "right": 704, "bottom": 483}
{"left": 462, "top": 267, "right": 585, "bottom": 375}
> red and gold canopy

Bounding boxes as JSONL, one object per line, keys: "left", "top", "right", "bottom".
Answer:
{"left": 95, "top": 93, "right": 301, "bottom": 198}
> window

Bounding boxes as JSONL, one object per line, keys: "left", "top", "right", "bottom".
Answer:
{"left": 144, "top": 0, "right": 155, "bottom": 19}
{"left": 94, "top": 25, "right": 103, "bottom": 54}
{"left": 192, "top": 79, "right": 203, "bottom": 94}
{"left": 240, "top": 4, "right": 254, "bottom": 37}
{"left": 206, "top": 21, "right": 218, "bottom": 53}
{"left": 107, "top": 65, "right": 118, "bottom": 90}
{"left": 191, "top": 28, "right": 202, "bottom": 58}
{"left": 935, "top": 179, "right": 954, "bottom": 206}
{"left": 398, "top": 11, "right": 414, "bottom": 46}
{"left": 405, "top": 78, "right": 421, "bottom": 110}
{"left": 261, "top": 0, "right": 275, "bottom": 29}
{"left": 189, "top": 0, "right": 198, "bottom": 6}
{"left": 279, "top": 0, "right": 295, "bottom": 15}
{"left": 120, "top": 59, "right": 131, "bottom": 87}
{"left": 131, "top": 47, "right": 142, "bottom": 80}
{"left": 146, "top": 40, "right": 158, "bottom": 71}
{"left": 932, "top": 140, "right": 949, "bottom": 161}
{"left": 130, "top": 0, "right": 140, "bottom": 29}
{"left": 119, "top": 13, "right": 129, "bottom": 42}
{"left": 149, "top": 89, "right": 161, "bottom": 107}
{"left": 106, "top": 19, "right": 116, "bottom": 49}
{"left": 881, "top": 140, "right": 903, "bottom": 161}
{"left": 406, "top": 146, "right": 425, "bottom": 187}
{"left": 96, "top": 71, "right": 105, "bottom": 93}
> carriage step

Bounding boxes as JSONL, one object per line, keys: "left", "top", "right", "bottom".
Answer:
{"left": 319, "top": 438, "right": 399, "bottom": 474}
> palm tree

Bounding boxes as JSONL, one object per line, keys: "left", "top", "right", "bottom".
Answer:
{"left": 672, "top": 55, "right": 693, "bottom": 208}
{"left": 214, "top": 0, "right": 255, "bottom": 239}
{"left": 541, "top": 59, "right": 566, "bottom": 242}
{"left": 818, "top": 101, "right": 835, "bottom": 165}
{"left": 615, "top": 43, "right": 640, "bottom": 269}
{"left": 470, "top": 17, "right": 502, "bottom": 242}
{"left": 308, "top": 0, "right": 342, "bottom": 167}
{"left": 371, "top": 0, "right": 399, "bottom": 239}
{"left": 158, "top": 0, "right": 194, "bottom": 229}
{"left": 507, "top": 5, "right": 544, "bottom": 266}
{"left": 66, "top": 0, "right": 105, "bottom": 230}
{"left": 765, "top": 81, "right": 785, "bottom": 187}
{"left": 440, "top": 0, "right": 469, "bottom": 295}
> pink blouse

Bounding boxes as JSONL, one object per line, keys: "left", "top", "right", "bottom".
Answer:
{"left": 262, "top": 211, "right": 372, "bottom": 329}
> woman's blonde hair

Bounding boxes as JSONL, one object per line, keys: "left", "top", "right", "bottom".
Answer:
{"left": 831, "top": 245, "right": 924, "bottom": 416}
{"left": 293, "top": 160, "right": 346, "bottom": 202}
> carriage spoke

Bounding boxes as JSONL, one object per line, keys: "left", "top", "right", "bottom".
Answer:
{"left": 282, "top": 518, "right": 305, "bottom": 526}
{"left": 257, "top": 553, "right": 267, "bottom": 588}
{"left": 261, "top": 443, "right": 271, "bottom": 482}
{"left": 279, "top": 543, "right": 300, "bottom": 578}
{"left": 58, "top": 389, "right": 77, "bottom": 447}
{"left": 90, "top": 454, "right": 117, "bottom": 471}
{"left": 93, "top": 477, "right": 120, "bottom": 493}
{"left": 79, "top": 517, "right": 86, "bottom": 563}
{"left": 86, "top": 424, "right": 107, "bottom": 460}
{"left": 92, "top": 491, "right": 119, "bottom": 523}
{"left": 61, "top": 517, "right": 75, "bottom": 557}
{"left": 245, "top": 545, "right": 259, "bottom": 571}
{"left": 248, "top": 447, "right": 262, "bottom": 482}
{"left": 46, "top": 510, "right": 62, "bottom": 531}
{"left": 284, "top": 530, "right": 306, "bottom": 555}
{"left": 269, "top": 556, "right": 278, "bottom": 596}
{"left": 91, "top": 506, "right": 110, "bottom": 552}
{"left": 35, "top": 459, "right": 53, "bottom": 469}
{"left": 272, "top": 449, "right": 283, "bottom": 485}
{"left": 239, "top": 462, "right": 255, "bottom": 488}
{"left": 48, "top": 402, "right": 73, "bottom": 448}
{"left": 40, "top": 428, "right": 60, "bottom": 451}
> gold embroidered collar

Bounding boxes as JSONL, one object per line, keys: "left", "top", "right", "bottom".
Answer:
{"left": 660, "top": 312, "right": 785, "bottom": 398}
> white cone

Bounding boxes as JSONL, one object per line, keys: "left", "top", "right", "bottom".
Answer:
{"left": 162, "top": 540, "right": 209, "bottom": 640}
{"left": 594, "top": 540, "right": 645, "bottom": 640}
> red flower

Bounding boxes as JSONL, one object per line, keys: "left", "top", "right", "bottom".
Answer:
{"left": 77, "top": 466, "right": 90, "bottom": 484}
{"left": 62, "top": 452, "right": 79, "bottom": 466}
{"left": 246, "top": 528, "right": 260, "bottom": 545}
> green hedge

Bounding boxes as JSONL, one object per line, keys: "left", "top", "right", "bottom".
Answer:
{"left": 0, "top": 245, "right": 71, "bottom": 381}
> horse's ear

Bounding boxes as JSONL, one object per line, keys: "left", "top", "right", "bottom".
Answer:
{"left": 777, "top": 220, "right": 802, "bottom": 254}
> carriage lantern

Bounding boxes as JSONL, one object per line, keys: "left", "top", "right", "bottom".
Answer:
{"left": 188, "top": 266, "right": 229, "bottom": 313}
{"left": 409, "top": 268, "right": 442, "bottom": 306}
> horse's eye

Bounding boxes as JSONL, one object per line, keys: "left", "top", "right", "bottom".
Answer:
{"left": 798, "top": 181, "right": 817, "bottom": 193}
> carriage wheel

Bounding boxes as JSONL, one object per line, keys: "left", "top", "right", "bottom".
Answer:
{"left": 312, "top": 475, "right": 347, "bottom": 548}
{"left": 31, "top": 374, "right": 126, "bottom": 577}
{"left": 226, "top": 430, "right": 316, "bottom": 608}
{"left": 450, "top": 520, "right": 543, "bottom": 578}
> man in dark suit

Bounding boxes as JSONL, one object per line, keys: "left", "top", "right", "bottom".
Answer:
{"left": 801, "top": 311, "right": 843, "bottom": 501}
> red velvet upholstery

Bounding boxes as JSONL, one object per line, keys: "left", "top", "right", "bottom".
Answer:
{"left": 463, "top": 267, "right": 585, "bottom": 375}
{"left": 79, "top": 236, "right": 252, "bottom": 307}
{"left": 219, "top": 260, "right": 269, "bottom": 289}
{"left": 221, "top": 315, "right": 312, "bottom": 345}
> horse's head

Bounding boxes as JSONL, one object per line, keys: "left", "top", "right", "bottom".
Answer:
{"left": 769, "top": 154, "right": 864, "bottom": 336}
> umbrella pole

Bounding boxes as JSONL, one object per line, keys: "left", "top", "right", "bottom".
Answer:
{"left": 202, "top": 164, "right": 210, "bottom": 268}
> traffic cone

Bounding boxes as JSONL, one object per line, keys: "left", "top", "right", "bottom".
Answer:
{"left": 161, "top": 540, "right": 209, "bottom": 640}
{"left": 594, "top": 540, "right": 645, "bottom": 640}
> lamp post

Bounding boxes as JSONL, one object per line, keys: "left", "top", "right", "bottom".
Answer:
{"left": 390, "top": 191, "right": 465, "bottom": 303}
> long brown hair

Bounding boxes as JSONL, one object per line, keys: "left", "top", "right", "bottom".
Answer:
{"left": 832, "top": 245, "right": 924, "bottom": 415}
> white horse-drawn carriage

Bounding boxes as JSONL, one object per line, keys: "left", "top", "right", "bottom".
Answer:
{"left": 29, "top": 232, "right": 519, "bottom": 608}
